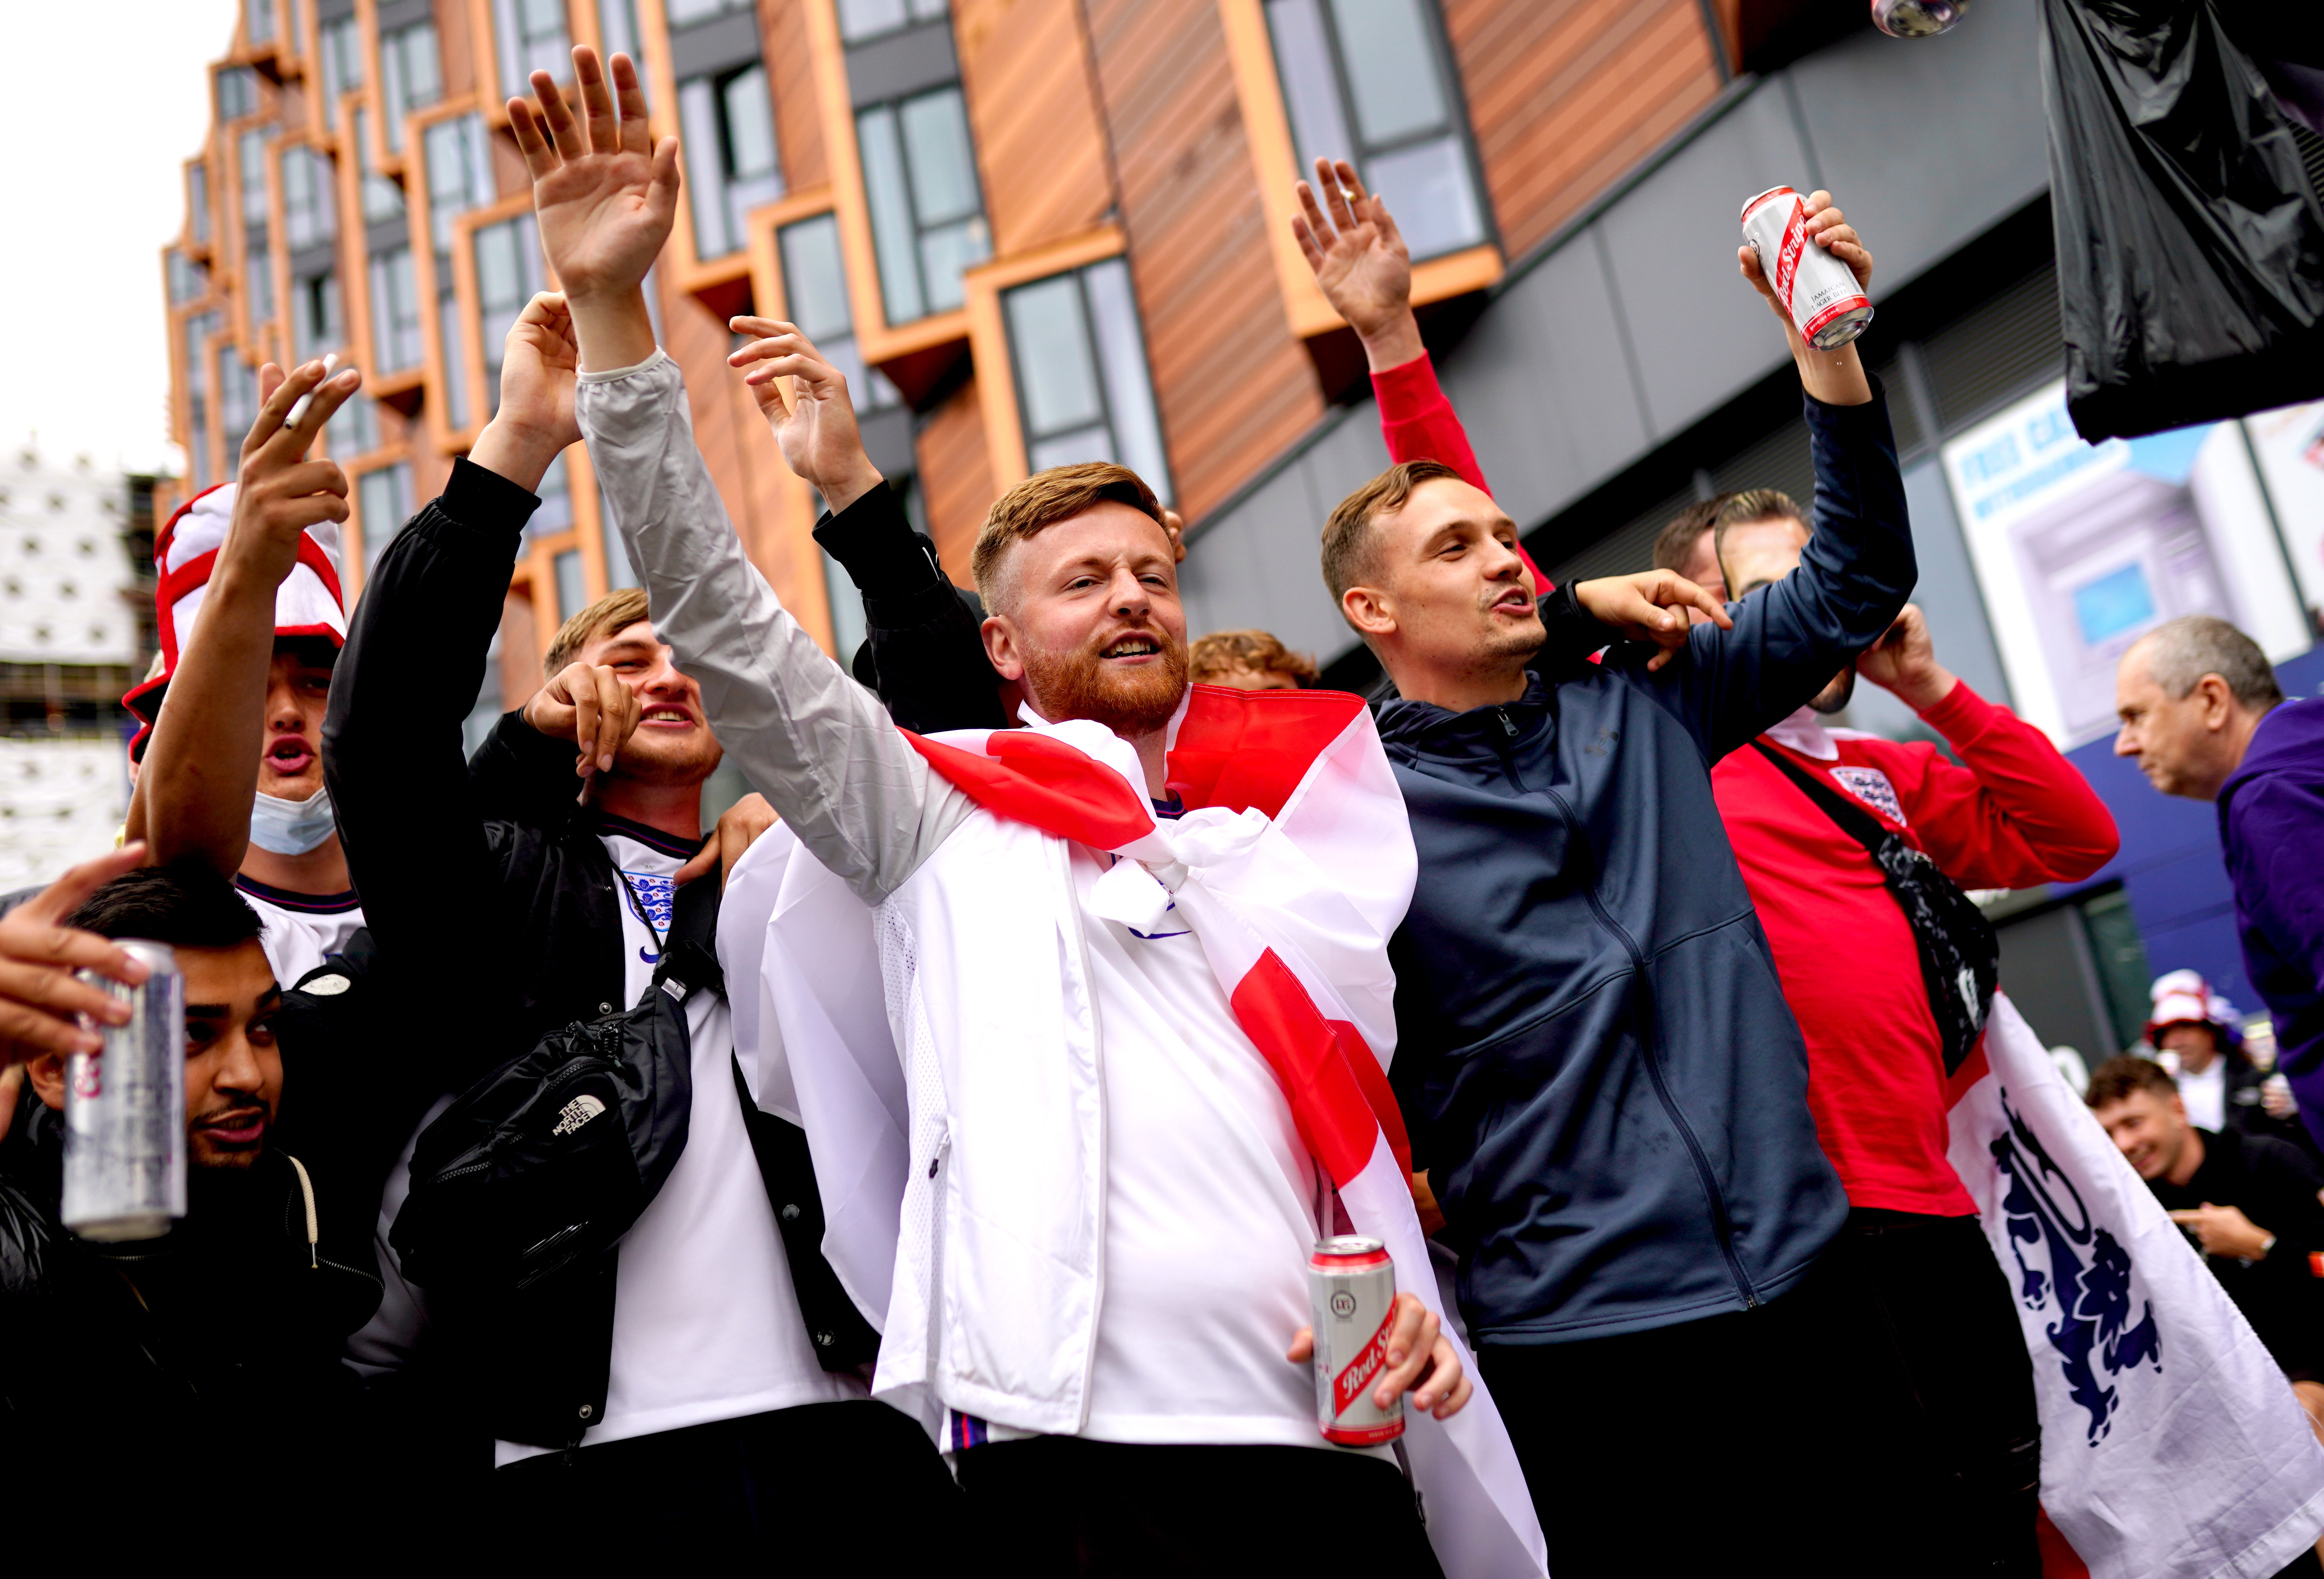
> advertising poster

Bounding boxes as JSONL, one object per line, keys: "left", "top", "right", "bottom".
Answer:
{"left": 2242, "top": 400, "right": 2324, "bottom": 628}
{"left": 1941, "top": 383, "right": 2312, "bottom": 746}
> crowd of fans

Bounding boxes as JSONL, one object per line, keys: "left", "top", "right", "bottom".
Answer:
{"left": 4, "top": 45, "right": 2324, "bottom": 1577}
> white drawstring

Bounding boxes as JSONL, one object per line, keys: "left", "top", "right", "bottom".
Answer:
{"left": 284, "top": 1153, "right": 319, "bottom": 1269}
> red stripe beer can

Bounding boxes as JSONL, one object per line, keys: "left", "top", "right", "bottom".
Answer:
{"left": 1308, "top": 1236, "right": 1405, "bottom": 1446}
{"left": 1740, "top": 186, "right": 1873, "bottom": 351}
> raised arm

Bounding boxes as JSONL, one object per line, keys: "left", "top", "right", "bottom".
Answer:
{"left": 727, "top": 316, "right": 1007, "bottom": 734}
{"left": 515, "top": 49, "right": 968, "bottom": 904}
{"left": 127, "top": 359, "right": 360, "bottom": 875}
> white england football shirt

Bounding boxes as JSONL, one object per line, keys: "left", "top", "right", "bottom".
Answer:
{"left": 496, "top": 814, "right": 863, "bottom": 1465}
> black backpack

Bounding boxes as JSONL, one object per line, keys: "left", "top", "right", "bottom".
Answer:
{"left": 1751, "top": 741, "right": 1999, "bottom": 1076}
{"left": 390, "top": 876, "right": 721, "bottom": 1294}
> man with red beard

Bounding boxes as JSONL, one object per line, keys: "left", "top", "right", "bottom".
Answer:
{"left": 510, "top": 49, "right": 1530, "bottom": 1570}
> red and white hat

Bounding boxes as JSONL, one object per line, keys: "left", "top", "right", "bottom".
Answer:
{"left": 122, "top": 481, "right": 348, "bottom": 759}
{"left": 2146, "top": 968, "right": 2234, "bottom": 1040}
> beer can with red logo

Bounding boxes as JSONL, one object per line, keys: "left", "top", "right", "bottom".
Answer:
{"left": 1308, "top": 1236, "right": 1404, "bottom": 1446}
{"left": 1740, "top": 186, "right": 1873, "bottom": 351}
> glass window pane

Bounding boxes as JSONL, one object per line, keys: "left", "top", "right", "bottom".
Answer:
{"left": 898, "top": 88, "right": 979, "bottom": 226}
{"left": 1083, "top": 259, "right": 1169, "bottom": 501}
{"left": 678, "top": 77, "right": 730, "bottom": 257}
{"left": 916, "top": 218, "right": 986, "bottom": 314}
{"left": 219, "top": 347, "right": 258, "bottom": 452}
{"left": 245, "top": 0, "right": 275, "bottom": 46}
{"left": 666, "top": 0, "right": 751, "bottom": 22}
{"left": 599, "top": 0, "right": 642, "bottom": 64}
{"left": 779, "top": 214, "right": 852, "bottom": 341}
{"left": 247, "top": 241, "right": 275, "bottom": 327}
{"left": 361, "top": 464, "right": 414, "bottom": 571}
{"left": 912, "top": 0, "right": 949, "bottom": 18}
{"left": 425, "top": 115, "right": 493, "bottom": 251}
{"left": 190, "top": 164, "right": 211, "bottom": 244}
{"left": 554, "top": 548, "right": 586, "bottom": 620}
{"left": 1365, "top": 133, "right": 1482, "bottom": 261}
{"left": 239, "top": 132, "right": 270, "bottom": 224}
{"left": 320, "top": 17, "right": 360, "bottom": 102}
{"left": 723, "top": 65, "right": 779, "bottom": 182}
{"left": 856, "top": 107, "right": 924, "bottom": 324}
{"left": 1006, "top": 274, "right": 1102, "bottom": 438}
{"left": 1327, "top": 0, "right": 1448, "bottom": 147}
{"left": 1028, "top": 425, "right": 1115, "bottom": 474}
{"left": 535, "top": 450, "right": 573, "bottom": 535}
{"left": 438, "top": 289, "right": 471, "bottom": 429}
{"left": 1264, "top": 0, "right": 1352, "bottom": 176}
{"left": 837, "top": 0, "right": 908, "bottom": 41}
{"left": 331, "top": 388, "right": 378, "bottom": 458}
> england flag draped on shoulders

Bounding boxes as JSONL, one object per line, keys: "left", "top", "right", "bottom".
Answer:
{"left": 721, "top": 683, "right": 1549, "bottom": 1578}
{"left": 1950, "top": 995, "right": 2324, "bottom": 1577}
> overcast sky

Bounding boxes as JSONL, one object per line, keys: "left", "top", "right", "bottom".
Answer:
{"left": 1, "top": 2, "right": 240, "bottom": 478}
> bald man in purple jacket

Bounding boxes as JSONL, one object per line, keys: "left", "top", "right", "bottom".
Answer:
{"left": 2116, "top": 615, "right": 2324, "bottom": 1147}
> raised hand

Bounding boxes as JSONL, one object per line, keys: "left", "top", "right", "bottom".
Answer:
{"left": 0, "top": 844, "right": 155, "bottom": 1070}
{"left": 1292, "top": 158, "right": 1422, "bottom": 371}
{"left": 227, "top": 357, "right": 360, "bottom": 589}
{"left": 1854, "top": 603, "right": 1956, "bottom": 711}
{"left": 523, "top": 660, "right": 642, "bottom": 776}
{"left": 470, "top": 290, "right": 580, "bottom": 491}
{"left": 1736, "top": 189, "right": 1873, "bottom": 406}
{"left": 1573, "top": 569, "right": 1734, "bottom": 672}
{"left": 508, "top": 48, "right": 676, "bottom": 369}
{"left": 676, "top": 792, "right": 776, "bottom": 890}
{"left": 727, "top": 317, "right": 884, "bottom": 514}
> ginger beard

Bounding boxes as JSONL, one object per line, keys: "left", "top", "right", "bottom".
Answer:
{"left": 1019, "top": 624, "right": 1191, "bottom": 739}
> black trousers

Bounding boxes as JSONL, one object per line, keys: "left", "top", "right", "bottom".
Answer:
{"left": 489, "top": 1399, "right": 963, "bottom": 1567}
{"left": 951, "top": 1436, "right": 1443, "bottom": 1578}
{"left": 1482, "top": 1210, "right": 2041, "bottom": 1579}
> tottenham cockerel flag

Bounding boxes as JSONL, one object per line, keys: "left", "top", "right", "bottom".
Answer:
{"left": 1949, "top": 995, "right": 2324, "bottom": 1576}
{"left": 723, "top": 685, "right": 1549, "bottom": 1579}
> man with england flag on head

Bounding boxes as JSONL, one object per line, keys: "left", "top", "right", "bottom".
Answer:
{"left": 506, "top": 45, "right": 1555, "bottom": 1576}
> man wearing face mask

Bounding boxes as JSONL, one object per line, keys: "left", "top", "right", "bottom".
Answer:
{"left": 124, "top": 356, "right": 367, "bottom": 987}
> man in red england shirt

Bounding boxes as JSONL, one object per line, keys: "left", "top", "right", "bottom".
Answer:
{"left": 1298, "top": 158, "right": 2120, "bottom": 1574}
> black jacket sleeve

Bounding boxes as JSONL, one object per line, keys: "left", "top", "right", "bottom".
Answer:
{"left": 323, "top": 458, "right": 541, "bottom": 1041}
{"left": 467, "top": 710, "right": 593, "bottom": 827}
{"left": 814, "top": 483, "right": 1009, "bottom": 733}
{"left": 1625, "top": 380, "right": 1917, "bottom": 762}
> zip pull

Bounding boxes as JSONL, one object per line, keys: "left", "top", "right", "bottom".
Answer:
{"left": 1494, "top": 707, "right": 1518, "bottom": 739}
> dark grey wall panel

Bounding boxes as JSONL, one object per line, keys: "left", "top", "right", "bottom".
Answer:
{"left": 1599, "top": 85, "right": 1813, "bottom": 441}
{"left": 1437, "top": 234, "right": 1653, "bottom": 530}
{"left": 1787, "top": 5, "right": 2049, "bottom": 294}
{"left": 1178, "top": 462, "right": 1322, "bottom": 649}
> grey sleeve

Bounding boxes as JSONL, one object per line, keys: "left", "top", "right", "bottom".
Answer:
{"left": 574, "top": 351, "right": 971, "bottom": 903}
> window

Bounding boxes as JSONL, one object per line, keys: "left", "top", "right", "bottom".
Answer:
{"left": 599, "top": 0, "right": 643, "bottom": 64}
{"left": 474, "top": 214, "right": 547, "bottom": 412}
{"left": 837, "top": 0, "right": 947, "bottom": 43}
{"left": 493, "top": 0, "right": 571, "bottom": 99}
{"left": 354, "top": 109, "right": 404, "bottom": 223}
{"left": 189, "top": 163, "right": 212, "bottom": 245}
{"left": 678, "top": 63, "right": 781, "bottom": 259}
{"left": 665, "top": 0, "right": 753, "bottom": 23}
{"left": 358, "top": 463, "right": 415, "bottom": 570}
{"left": 425, "top": 117, "right": 493, "bottom": 429}
{"left": 218, "top": 345, "right": 258, "bottom": 457}
{"left": 534, "top": 450, "right": 574, "bottom": 536}
{"left": 244, "top": 0, "right": 275, "bottom": 46}
{"left": 238, "top": 131, "right": 271, "bottom": 227}
{"left": 246, "top": 243, "right": 277, "bottom": 329}
{"left": 777, "top": 212, "right": 897, "bottom": 410}
{"left": 331, "top": 388, "right": 380, "bottom": 458}
{"left": 1263, "top": 0, "right": 1484, "bottom": 263}
{"left": 169, "top": 250, "right": 209, "bottom": 304}
{"left": 215, "top": 66, "right": 259, "bottom": 122}
{"left": 281, "top": 146, "right": 337, "bottom": 251}
{"left": 185, "top": 311, "right": 221, "bottom": 490}
{"left": 368, "top": 246, "right": 425, "bottom": 372}
{"left": 1002, "top": 257, "right": 1170, "bottom": 496}
{"left": 856, "top": 85, "right": 986, "bottom": 323}
{"left": 294, "top": 272, "right": 343, "bottom": 359}
{"left": 318, "top": 14, "right": 362, "bottom": 103}
{"left": 554, "top": 548, "right": 586, "bottom": 620}
{"left": 379, "top": 21, "right": 442, "bottom": 150}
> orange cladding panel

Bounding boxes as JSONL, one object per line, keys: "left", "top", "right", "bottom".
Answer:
{"left": 918, "top": 375, "right": 998, "bottom": 587}
{"left": 954, "top": 0, "right": 1115, "bottom": 257}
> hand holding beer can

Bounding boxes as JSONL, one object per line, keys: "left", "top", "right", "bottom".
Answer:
{"left": 63, "top": 939, "right": 185, "bottom": 1242}
{"left": 1740, "top": 186, "right": 1873, "bottom": 351}
{"left": 1308, "top": 1236, "right": 1405, "bottom": 1445}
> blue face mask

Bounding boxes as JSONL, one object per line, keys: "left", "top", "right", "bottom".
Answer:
{"left": 248, "top": 786, "right": 338, "bottom": 855}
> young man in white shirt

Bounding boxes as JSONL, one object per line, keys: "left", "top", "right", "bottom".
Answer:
{"left": 509, "top": 49, "right": 1512, "bottom": 1572}
{"left": 322, "top": 289, "right": 953, "bottom": 1560}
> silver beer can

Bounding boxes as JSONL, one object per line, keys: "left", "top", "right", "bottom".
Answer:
{"left": 62, "top": 939, "right": 185, "bottom": 1242}
{"left": 1308, "top": 1235, "right": 1405, "bottom": 1445}
{"left": 1740, "top": 185, "right": 1874, "bottom": 351}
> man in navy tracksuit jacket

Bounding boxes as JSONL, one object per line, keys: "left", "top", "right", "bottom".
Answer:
{"left": 1323, "top": 198, "right": 1934, "bottom": 1575}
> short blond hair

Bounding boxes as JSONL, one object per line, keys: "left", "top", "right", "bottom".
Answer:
{"left": 544, "top": 585, "right": 650, "bottom": 675}
{"left": 1321, "top": 460, "right": 1469, "bottom": 619}
{"left": 971, "top": 462, "right": 1165, "bottom": 615}
{"left": 1189, "top": 628, "right": 1317, "bottom": 684}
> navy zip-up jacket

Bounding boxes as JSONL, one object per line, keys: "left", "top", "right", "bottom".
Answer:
{"left": 1383, "top": 384, "right": 1915, "bottom": 1345}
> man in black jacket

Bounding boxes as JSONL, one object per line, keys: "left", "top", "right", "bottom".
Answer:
{"left": 1312, "top": 196, "right": 1926, "bottom": 1573}
{"left": 0, "top": 862, "right": 381, "bottom": 1549}
{"left": 323, "top": 280, "right": 953, "bottom": 1560}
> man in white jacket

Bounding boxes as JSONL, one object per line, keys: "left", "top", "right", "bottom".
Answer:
{"left": 509, "top": 48, "right": 1481, "bottom": 1570}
